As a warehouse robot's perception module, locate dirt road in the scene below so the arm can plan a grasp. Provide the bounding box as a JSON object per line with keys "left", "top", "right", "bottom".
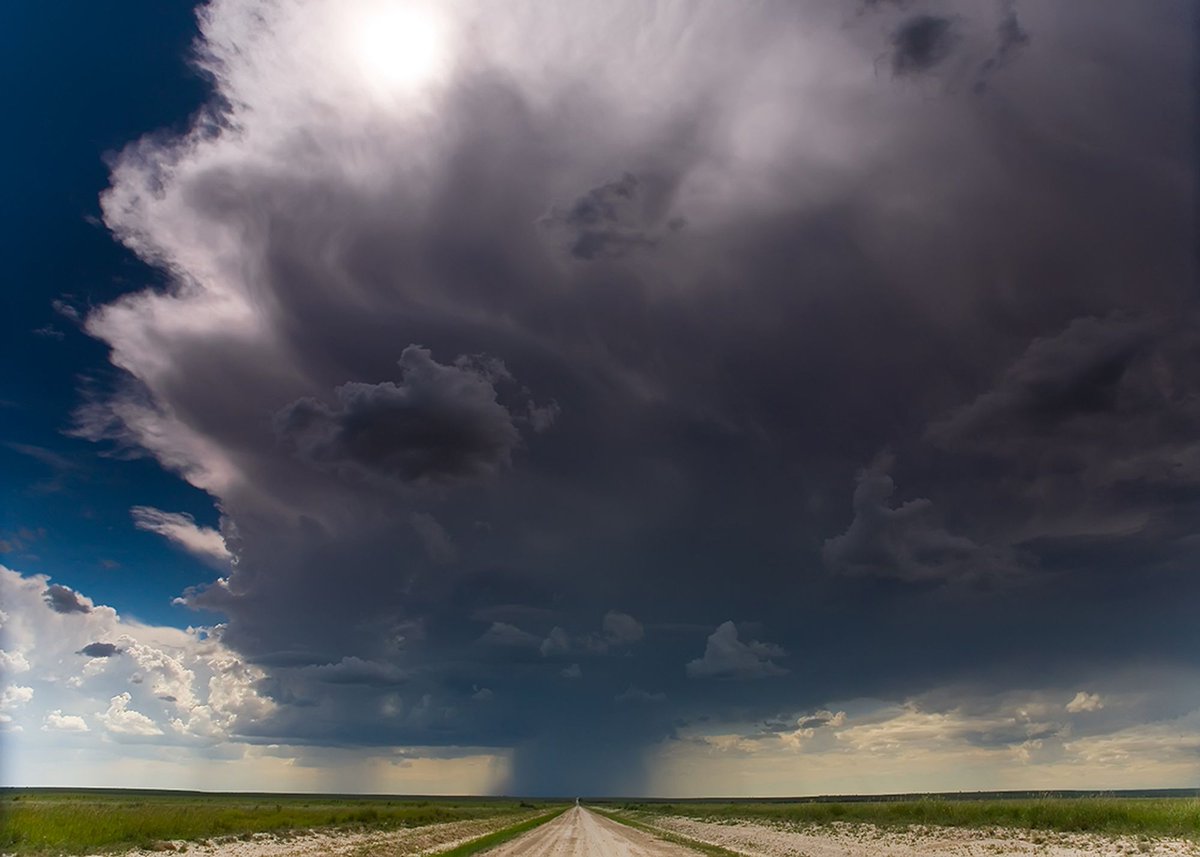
{"left": 485, "top": 807, "right": 696, "bottom": 857}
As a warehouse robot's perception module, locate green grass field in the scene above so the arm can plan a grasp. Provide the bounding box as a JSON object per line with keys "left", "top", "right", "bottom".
{"left": 0, "top": 789, "right": 547, "bottom": 855}
{"left": 606, "top": 795, "right": 1200, "bottom": 839}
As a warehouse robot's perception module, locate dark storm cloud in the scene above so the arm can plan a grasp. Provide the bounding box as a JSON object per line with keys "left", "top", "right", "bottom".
{"left": 275, "top": 346, "right": 522, "bottom": 485}
{"left": 926, "top": 313, "right": 1200, "bottom": 551}
{"left": 44, "top": 584, "right": 91, "bottom": 614}
{"left": 929, "top": 314, "right": 1156, "bottom": 446}
{"left": 75, "top": 0, "right": 1196, "bottom": 793}
{"left": 77, "top": 642, "right": 122, "bottom": 658}
{"left": 889, "top": 15, "right": 957, "bottom": 77}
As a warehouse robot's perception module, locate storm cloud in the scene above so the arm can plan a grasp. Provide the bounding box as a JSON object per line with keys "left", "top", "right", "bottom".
{"left": 18, "top": 0, "right": 1192, "bottom": 795}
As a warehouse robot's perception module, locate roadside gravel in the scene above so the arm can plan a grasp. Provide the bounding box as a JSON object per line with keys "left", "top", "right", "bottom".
{"left": 645, "top": 812, "right": 1200, "bottom": 857}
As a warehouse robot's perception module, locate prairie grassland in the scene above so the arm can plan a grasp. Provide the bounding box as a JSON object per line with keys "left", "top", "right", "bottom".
{"left": 608, "top": 795, "right": 1200, "bottom": 838}
{"left": 0, "top": 789, "right": 544, "bottom": 855}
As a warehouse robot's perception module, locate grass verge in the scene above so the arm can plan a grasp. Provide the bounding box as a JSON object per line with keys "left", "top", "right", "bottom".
{"left": 591, "top": 808, "right": 745, "bottom": 857}
{"left": 604, "top": 797, "right": 1200, "bottom": 839}
{"left": 431, "top": 807, "right": 568, "bottom": 857}
{"left": 0, "top": 790, "right": 539, "bottom": 856}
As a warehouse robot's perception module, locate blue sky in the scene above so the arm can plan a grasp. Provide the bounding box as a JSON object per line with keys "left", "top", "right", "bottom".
{"left": 2, "top": 0, "right": 1198, "bottom": 796}
{"left": 2, "top": 1, "right": 225, "bottom": 625}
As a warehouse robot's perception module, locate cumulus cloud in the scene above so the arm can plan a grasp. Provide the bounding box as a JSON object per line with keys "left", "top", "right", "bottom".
{"left": 823, "top": 455, "right": 1021, "bottom": 583}
{"left": 479, "top": 622, "right": 541, "bottom": 648}
{"left": 1067, "top": 691, "right": 1104, "bottom": 713}
{"left": 536, "top": 614, "right": 644, "bottom": 658}
{"left": 98, "top": 692, "right": 163, "bottom": 737}
{"left": 561, "top": 663, "right": 582, "bottom": 680}
{"left": 275, "top": 346, "right": 522, "bottom": 486}
{"left": 539, "top": 626, "right": 571, "bottom": 658}
{"left": 2, "top": 566, "right": 275, "bottom": 749}
{"left": 686, "top": 621, "right": 786, "bottom": 679}
{"left": 0, "top": 649, "right": 31, "bottom": 674}
{"left": 0, "top": 685, "right": 34, "bottom": 722}
{"left": 43, "top": 710, "right": 90, "bottom": 732}
{"left": 131, "top": 506, "right": 232, "bottom": 564}
{"left": 600, "top": 611, "right": 644, "bottom": 648}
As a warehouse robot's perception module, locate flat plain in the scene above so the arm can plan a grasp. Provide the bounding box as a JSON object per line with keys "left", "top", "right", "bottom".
{"left": 4, "top": 790, "right": 1200, "bottom": 856}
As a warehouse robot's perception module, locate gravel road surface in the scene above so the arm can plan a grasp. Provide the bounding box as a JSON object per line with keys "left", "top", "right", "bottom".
{"left": 484, "top": 807, "right": 696, "bottom": 857}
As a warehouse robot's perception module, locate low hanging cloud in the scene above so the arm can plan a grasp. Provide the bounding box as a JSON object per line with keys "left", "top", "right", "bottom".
{"left": 686, "top": 621, "right": 786, "bottom": 679}
{"left": 131, "top": 506, "right": 232, "bottom": 564}
{"left": 77, "top": 642, "right": 122, "bottom": 659}
{"left": 43, "top": 584, "right": 92, "bottom": 614}
{"left": 889, "top": 14, "right": 957, "bottom": 77}
{"left": 275, "top": 346, "right": 523, "bottom": 486}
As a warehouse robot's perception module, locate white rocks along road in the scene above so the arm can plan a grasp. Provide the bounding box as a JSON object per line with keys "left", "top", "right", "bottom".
{"left": 484, "top": 807, "right": 696, "bottom": 857}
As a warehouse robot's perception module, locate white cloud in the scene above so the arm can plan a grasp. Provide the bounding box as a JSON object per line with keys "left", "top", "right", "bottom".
{"left": 0, "top": 685, "right": 33, "bottom": 723}
{"left": 130, "top": 506, "right": 232, "bottom": 564}
{"left": 561, "top": 663, "right": 582, "bottom": 679}
{"left": 686, "top": 621, "right": 786, "bottom": 679}
{"left": 1066, "top": 691, "right": 1104, "bottom": 713}
{"left": 0, "top": 565, "right": 275, "bottom": 756}
{"left": 43, "top": 710, "right": 89, "bottom": 732}
{"left": 1, "top": 685, "right": 33, "bottom": 710}
{"left": 98, "top": 692, "right": 163, "bottom": 736}
{"left": 0, "top": 649, "right": 30, "bottom": 674}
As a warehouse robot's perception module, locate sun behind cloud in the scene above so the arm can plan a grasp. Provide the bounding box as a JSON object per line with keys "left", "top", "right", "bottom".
{"left": 352, "top": 3, "right": 448, "bottom": 91}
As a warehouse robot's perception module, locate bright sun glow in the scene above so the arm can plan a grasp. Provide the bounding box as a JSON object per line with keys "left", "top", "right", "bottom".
{"left": 354, "top": 5, "right": 446, "bottom": 90}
